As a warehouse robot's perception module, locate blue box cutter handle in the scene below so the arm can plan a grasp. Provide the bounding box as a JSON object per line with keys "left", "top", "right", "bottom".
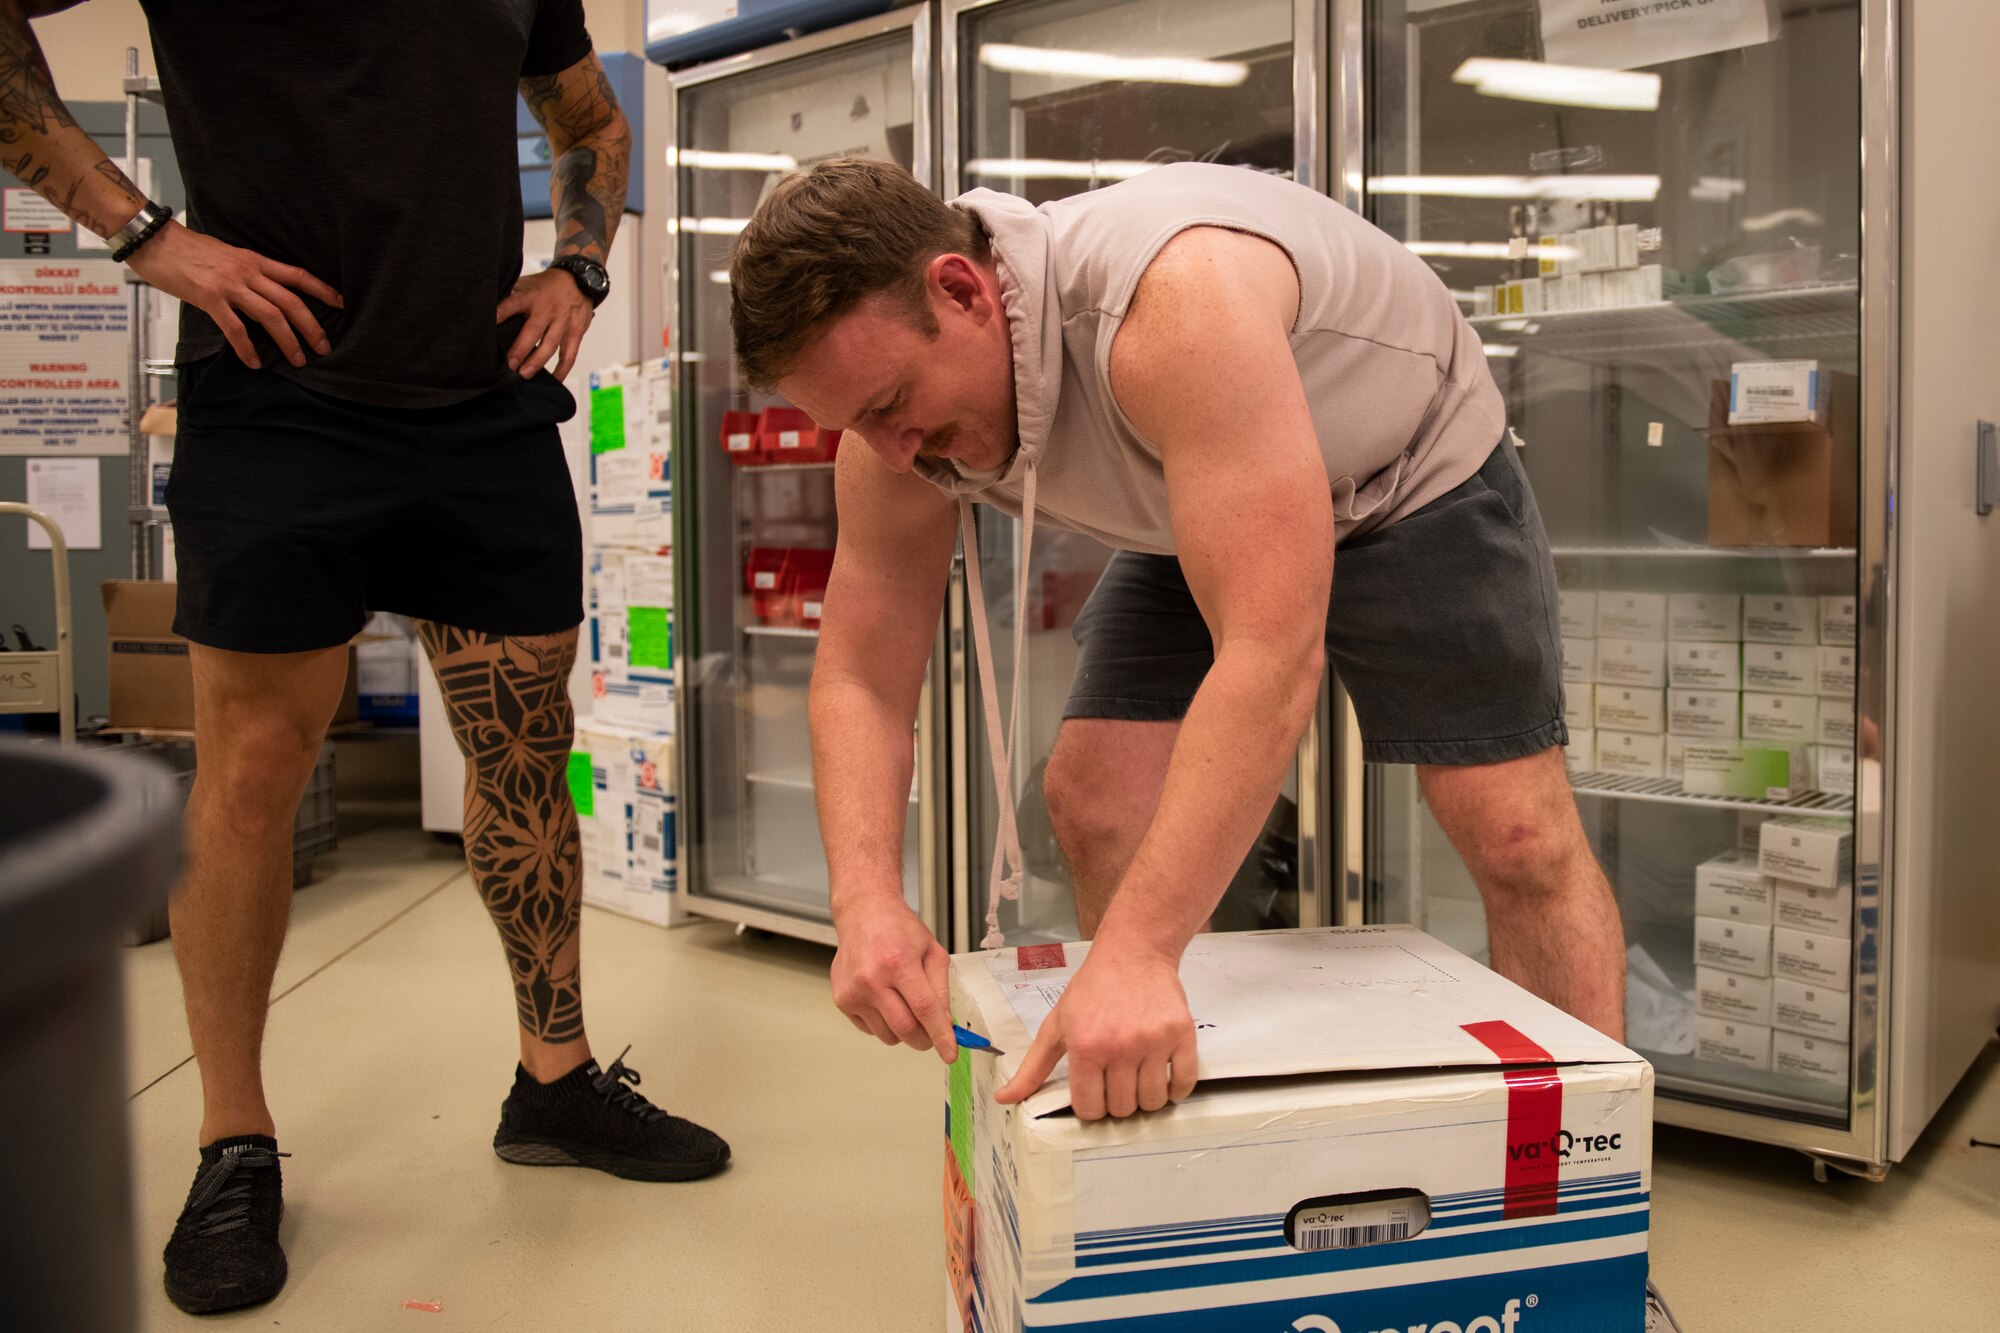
{"left": 953, "top": 1025, "right": 1003, "bottom": 1055}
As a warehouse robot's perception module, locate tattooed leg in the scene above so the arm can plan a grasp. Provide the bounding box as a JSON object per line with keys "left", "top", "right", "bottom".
{"left": 418, "top": 622, "right": 592, "bottom": 1075}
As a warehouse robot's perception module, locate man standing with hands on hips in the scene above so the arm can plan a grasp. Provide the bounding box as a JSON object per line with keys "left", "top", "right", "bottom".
{"left": 730, "top": 154, "right": 1674, "bottom": 1330}
{"left": 0, "top": 0, "right": 727, "bottom": 1316}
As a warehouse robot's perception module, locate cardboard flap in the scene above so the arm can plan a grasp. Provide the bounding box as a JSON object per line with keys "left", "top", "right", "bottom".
{"left": 102, "top": 580, "right": 183, "bottom": 640}
{"left": 961, "top": 926, "right": 1639, "bottom": 1120}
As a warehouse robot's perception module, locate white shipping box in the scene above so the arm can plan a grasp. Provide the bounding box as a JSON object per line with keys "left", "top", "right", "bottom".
{"left": 1595, "top": 687, "right": 1665, "bottom": 735}
{"left": 1564, "top": 728, "right": 1596, "bottom": 775}
{"left": 1772, "top": 1030, "right": 1848, "bottom": 1090}
{"left": 1694, "top": 851, "right": 1773, "bottom": 924}
{"left": 1773, "top": 927, "right": 1850, "bottom": 992}
{"left": 1596, "top": 729, "right": 1665, "bottom": 778}
{"left": 572, "top": 722, "right": 637, "bottom": 916}
{"left": 946, "top": 927, "right": 1653, "bottom": 1333}
{"left": 571, "top": 722, "right": 690, "bottom": 928}
{"left": 1759, "top": 818, "right": 1853, "bottom": 889}
{"left": 589, "top": 548, "right": 677, "bottom": 734}
{"left": 1816, "top": 647, "right": 1856, "bottom": 698}
{"left": 1595, "top": 638, "right": 1667, "bottom": 689}
{"left": 1563, "top": 684, "right": 1595, "bottom": 733}
{"left": 1742, "top": 644, "right": 1815, "bottom": 696}
{"left": 1696, "top": 967, "right": 1773, "bottom": 1026}
{"left": 1819, "top": 596, "right": 1857, "bottom": 647}
{"left": 1667, "top": 594, "right": 1741, "bottom": 642}
{"left": 1727, "top": 360, "right": 1825, "bottom": 426}
{"left": 1817, "top": 707, "right": 1857, "bottom": 748}
{"left": 1772, "top": 979, "right": 1851, "bottom": 1043}
{"left": 1558, "top": 590, "right": 1598, "bottom": 639}
{"left": 1742, "top": 692, "right": 1816, "bottom": 745}
{"left": 1668, "top": 642, "right": 1740, "bottom": 690}
{"left": 1738, "top": 813, "right": 1767, "bottom": 857}
{"left": 1562, "top": 636, "right": 1596, "bottom": 686}
{"left": 1695, "top": 1017, "right": 1772, "bottom": 1071}
{"left": 1774, "top": 879, "right": 1853, "bottom": 938}
{"left": 1665, "top": 735, "right": 1688, "bottom": 783}
{"left": 1596, "top": 593, "right": 1667, "bottom": 641}
{"left": 1742, "top": 596, "right": 1818, "bottom": 646}
{"left": 1668, "top": 690, "right": 1738, "bottom": 739}
{"left": 1694, "top": 916, "right": 1772, "bottom": 977}
{"left": 1813, "top": 745, "right": 1855, "bottom": 796}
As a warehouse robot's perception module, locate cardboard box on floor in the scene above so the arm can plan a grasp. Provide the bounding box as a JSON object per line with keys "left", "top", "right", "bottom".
{"left": 571, "top": 720, "right": 689, "bottom": 928}
{"left": 102, "top": 581, "right": 358, "bottom": 731}
{"left": 946, "top": 926, "right": 1652, "bottom": 1333}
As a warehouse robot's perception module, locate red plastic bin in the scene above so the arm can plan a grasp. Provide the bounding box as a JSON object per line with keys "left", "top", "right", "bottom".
{"left": 720, "top": 410, "right": 762, "bottom": 465}
{"left": 758, "top": 408, "right": 825, "bottom": 464}
{"left": 744, "top": 546, "right": 792, "bottom": 625}
{"left": 789, "top": 549, "right": 836, "bottom": 628}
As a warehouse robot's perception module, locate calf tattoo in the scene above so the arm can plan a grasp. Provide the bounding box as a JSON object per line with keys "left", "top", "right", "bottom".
{"left": 419, "top": 623, "right": 585, "bottom": 1044}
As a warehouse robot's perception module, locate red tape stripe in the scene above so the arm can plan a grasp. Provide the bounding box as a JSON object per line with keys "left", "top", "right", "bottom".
{"left": 1015, "top": 943, "right": 1067, "bottom": 972}
{"left": 1463, "top": 1021, "right": 1563, "bottom": 1220}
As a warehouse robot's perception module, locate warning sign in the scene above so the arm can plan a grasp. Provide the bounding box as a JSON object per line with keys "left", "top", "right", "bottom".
{"left": 0, "top": 259, "right": 129, "bottom": 455}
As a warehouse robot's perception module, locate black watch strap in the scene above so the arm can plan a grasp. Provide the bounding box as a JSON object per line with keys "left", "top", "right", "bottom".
{"left": 550, "top": 254, "right": 610, "bottom": 309}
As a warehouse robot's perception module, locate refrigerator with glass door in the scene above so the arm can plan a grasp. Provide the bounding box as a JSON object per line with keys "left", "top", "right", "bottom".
{"left": 666, "top": 7, "right": 951, "bottom": 945}
{"left": 1344, "top": 0, "right": 2000, "bottom": 1176}
{"left": 939, "top": 0, "right": 1339, "bottom": 951}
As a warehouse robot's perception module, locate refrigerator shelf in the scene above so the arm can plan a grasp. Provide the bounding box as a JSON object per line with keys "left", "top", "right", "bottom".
{"left": 1551, "top": 545, "right": 1858, "bottom": 560}
{"left": 1650, "top": 1056, "right": 1848, "bottom": 1123}
{"left": 1569, "top": 769, "right": 1854, "bottom": 818}
{"left": 1469, "top": 283, "right": 1859, "bottom": 366}
{"left": 744, "top": 625, "right": 821, "bottom": 639}
{"left": 732, "top": 461, "right": 837, "bottom": 474}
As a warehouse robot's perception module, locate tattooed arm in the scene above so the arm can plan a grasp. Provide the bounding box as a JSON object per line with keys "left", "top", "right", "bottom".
{"left": 0, "top": 0, "right": 147, "bottom": 238}
{"left": 497, "top": 52, "right": 628, "bottom": 381}
{"left": 520, "top": 52, "right": 630, "bottom": 264}
{"left": 0, "top": 0, "right": 343, "bottom": 368}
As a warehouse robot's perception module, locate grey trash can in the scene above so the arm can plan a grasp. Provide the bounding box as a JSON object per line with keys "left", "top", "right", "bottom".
{"left": 0, "top": 741, "right": 182, "bottom": 1333}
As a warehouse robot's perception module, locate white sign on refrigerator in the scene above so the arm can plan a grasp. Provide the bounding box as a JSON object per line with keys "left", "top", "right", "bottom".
{"left": 23, "top": 457, "right": 101, "bottom": 550}
{"left": 1540, "top": 0, "right": 1780, "bottom": 72}
{"left": 0, "top": 259, "right": 129, "bottom": 455}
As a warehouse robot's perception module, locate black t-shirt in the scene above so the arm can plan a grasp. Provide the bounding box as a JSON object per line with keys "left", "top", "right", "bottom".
{"left": 138, "top": 0, "right": 593, "bottom": 407}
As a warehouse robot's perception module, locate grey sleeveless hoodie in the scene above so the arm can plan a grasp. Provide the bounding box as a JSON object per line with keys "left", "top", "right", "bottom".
{"left": 926, "top": 164, "right": 1506, "bottom": 946}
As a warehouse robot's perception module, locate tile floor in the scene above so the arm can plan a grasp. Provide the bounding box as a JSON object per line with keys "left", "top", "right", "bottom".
{"left": 121, "top": 810, "right": 2000, "bottom": 1331}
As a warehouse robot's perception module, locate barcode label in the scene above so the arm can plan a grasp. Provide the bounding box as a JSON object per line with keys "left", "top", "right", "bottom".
{"left": 1293, "top": 1221, "right": 1417, "bottom": 1252}
{"left": 727, "top": 433, "right": 752, "bottom": 451}
{"left": 642, "top": 835, "right": 661, "bottom": 853}
{"left": 1745, "top": 384, "right": 1797, "bottom": 398}
{"left": 778, "top": 430, "right": 801, "bottom": 448}
{"left": 754, "top": 572, "right": 777, "bottom": 589}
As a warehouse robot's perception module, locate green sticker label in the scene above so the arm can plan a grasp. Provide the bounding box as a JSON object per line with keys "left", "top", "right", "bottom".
{"left": 566, "top": 751, "right": 595, "bottom": 817}
{"left": 627, "top": 607, "right": 672, "bottom": 669}
{"left": 589, "top": 384, "right": 626, "bottom": 454}
{"left": 949, "top": 1047, "right": 974, "bottom": 1197}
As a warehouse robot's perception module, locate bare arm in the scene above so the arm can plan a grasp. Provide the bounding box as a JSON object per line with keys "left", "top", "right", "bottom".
{"left": 0, "top": 0, "right": 147, "bottom": 238}
{"left": 998, "top": 227, "right": 1332, "bottom": 1117}
{"left": 813, "top": 438, "right": 960, "bottom": 1057}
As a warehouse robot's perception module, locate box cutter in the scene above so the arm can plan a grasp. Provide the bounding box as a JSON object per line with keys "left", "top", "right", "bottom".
{"left": 953, "top": 1025, "right": 1004, "bottom": 1055}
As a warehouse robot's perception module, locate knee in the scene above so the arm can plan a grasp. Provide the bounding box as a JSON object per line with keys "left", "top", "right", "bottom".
{"left": 194, "top": 721, "right": 323, "bottom": 828}
{"left": 1464, "top": 819, "right": 1593, "bottom": 906}
{"left": 1042, "top": 743, "right": 1143, "bottom": 867}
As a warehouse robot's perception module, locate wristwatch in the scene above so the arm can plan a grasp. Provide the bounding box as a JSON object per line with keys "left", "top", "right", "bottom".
{"left": 549, "top": 254, "right": 610, "bottom": 308}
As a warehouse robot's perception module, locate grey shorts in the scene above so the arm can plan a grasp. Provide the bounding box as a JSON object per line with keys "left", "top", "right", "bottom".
{"left": 1064, "top": 436, "right": 1567, "bottom": 766}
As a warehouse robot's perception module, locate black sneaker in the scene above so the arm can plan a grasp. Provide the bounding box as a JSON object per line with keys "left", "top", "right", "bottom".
{"left": 162, "top": 1135, "right": 289, "bottom": 1315}
{"left": 493, "top": 1047, "right": 730, "bottom": 1182}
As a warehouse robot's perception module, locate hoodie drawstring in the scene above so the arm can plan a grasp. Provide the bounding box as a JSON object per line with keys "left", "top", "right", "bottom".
{"left": 958, "top": 463, "right": 1039, "bottom": 950}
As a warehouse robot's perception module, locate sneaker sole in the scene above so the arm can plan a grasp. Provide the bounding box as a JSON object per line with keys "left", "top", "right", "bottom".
{"left": 493, "top": 1132, "right": 730, "bottom": 1182}
{"left": 163, "top": 1256, "right": 288, "bottom": 1316}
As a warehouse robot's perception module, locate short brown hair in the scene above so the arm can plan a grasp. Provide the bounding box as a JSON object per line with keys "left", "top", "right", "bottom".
{"left": 730, "top": 157, "right": 987, "bottom": 389}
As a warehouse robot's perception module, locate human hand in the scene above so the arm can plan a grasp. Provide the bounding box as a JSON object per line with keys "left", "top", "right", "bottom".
{"left": 496, "top": 266, "right": 596, "bottom": 382}
{"left": 994, "top": 942, "right": 1198, "bottom": 1119}
{"left": 830, "top": 893, "right": 957, "bottom": 1062}
{"left": 126, "top": 221, "right": 341, "bottom": 370}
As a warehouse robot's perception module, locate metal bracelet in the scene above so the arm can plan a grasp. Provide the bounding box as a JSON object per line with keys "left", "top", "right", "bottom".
{"left": 110, "top": 201, "right": 172, "bottom": 263}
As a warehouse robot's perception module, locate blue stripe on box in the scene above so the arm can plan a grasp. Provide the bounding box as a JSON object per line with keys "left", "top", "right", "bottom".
{"left": 1032, "top": 1211, "right": 1649, "bottom": 1304}
{"left": 1024, "top": 1253, "right": 1649, "bottom": 1333}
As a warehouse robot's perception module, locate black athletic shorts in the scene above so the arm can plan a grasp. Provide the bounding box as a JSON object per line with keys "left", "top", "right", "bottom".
{"left": 1064, "top": 435, "right": 1568, "bottom": 767}
{"left": 165, "top": 353, "right": 584, "bottom": 653}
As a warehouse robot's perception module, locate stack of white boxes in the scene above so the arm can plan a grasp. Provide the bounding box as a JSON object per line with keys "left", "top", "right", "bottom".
{"left": 570, "top": 358, "right": 689, "bottom": 928}
{"left": 1475, "top": 223, "right": 1667, "bottom": 316}
{"left": 1692, "top": 845, "right": 1776, "bottom": 1071}
{"left": 1562, "top": 585, "right": 1857, "bottom": 798}
{"left": 1761, "top": 817, "right": 1855, "bottom": 1091}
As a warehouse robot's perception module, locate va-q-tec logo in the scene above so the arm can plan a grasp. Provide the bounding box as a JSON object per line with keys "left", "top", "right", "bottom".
{"left": 1290, "top": 1295, "right": 1530, "bottom": 1333}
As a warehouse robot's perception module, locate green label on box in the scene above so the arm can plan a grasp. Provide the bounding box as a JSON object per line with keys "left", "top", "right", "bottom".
{"left": 589, "top": 384, "right": 626, "bottom": 454}
{"left": 566, "top": 751, "right": 594, "bottom": 817}
{"left": 949, "top": 1045, "right": 974, "bottom": 1197}
{"left": 626, "top": 606, "right": 671, "bottom": 669}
